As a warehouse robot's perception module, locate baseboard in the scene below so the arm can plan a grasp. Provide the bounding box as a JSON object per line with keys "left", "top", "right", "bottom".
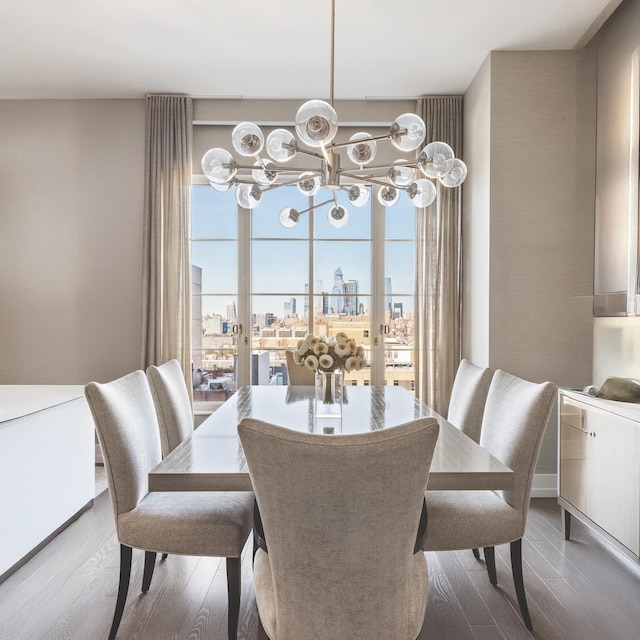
{"left": 531, "top": 473, "right": 557, "bottom": 498}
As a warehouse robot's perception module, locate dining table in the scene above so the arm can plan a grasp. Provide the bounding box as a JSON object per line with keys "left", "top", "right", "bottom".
{"left": 148, "top": 384, "right": 514, "bottom": 492}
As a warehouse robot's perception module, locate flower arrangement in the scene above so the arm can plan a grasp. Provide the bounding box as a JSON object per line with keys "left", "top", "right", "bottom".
{"left": 294, "top": 332, "right": 367, "bottom": 373}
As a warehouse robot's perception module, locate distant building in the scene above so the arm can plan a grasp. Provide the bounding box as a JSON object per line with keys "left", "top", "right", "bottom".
{"left": 343, "top": 279, "right": 359, "bottom": 315}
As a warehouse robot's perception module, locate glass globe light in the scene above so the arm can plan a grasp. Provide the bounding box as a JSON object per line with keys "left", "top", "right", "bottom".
{"left": 418, "top": 141, "right": 455, "bottom": 178}
{"left": 389, "top": 113, "right": 426, "bottom": 151}
{"left": 252, "top": 159, "right": 277, "bottom": 185}
{"left": 231, "top": 122, "right": 265, "bottom": 157}
{"left": 209, "top": 179, "right": 235, "bottom": 193}
{"left": 388, "top": 160, "right": 416, "bottom": 187}
{"left": 346, "top": 132, "right": 377, "bottom": 165}
{"left": 439, "top": 158, "right": 468, "bottom": 187}
{"left": 235, "top": 183, "right": 262, "bottom": 209}
{"left": 377, "top": 185, "right": 400, "bottom": 207}
{"left": 408, "top": 179, "right": 437, "bottom": 207}
{"left": 279, "top": 208, "right": 300, "bottom": 228}
{"left": 266, "top": 128, "right": 297, "bottom": 162}
{"left": 328, "top": 205, "right": 349, "bottom": 228}
{"left": 347, "top": 184, "right": 370, "bottom": 207}
{"left": 201, "top": 147, "right": 237, "bottom": 183}
{"left": 295, "top": 99, "right": 338, "bottom": 148}
{"left": 297, "top": 172, "right": 320, "bottom": 197}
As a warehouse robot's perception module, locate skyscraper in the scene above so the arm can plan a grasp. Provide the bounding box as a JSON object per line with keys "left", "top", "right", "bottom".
{"left": 331, "top": 267, "right": 345, "bottom": 313}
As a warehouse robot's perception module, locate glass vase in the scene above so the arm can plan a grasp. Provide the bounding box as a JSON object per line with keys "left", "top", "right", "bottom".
{"left": 315, "top": 370, "right": 343, "bottom": 423}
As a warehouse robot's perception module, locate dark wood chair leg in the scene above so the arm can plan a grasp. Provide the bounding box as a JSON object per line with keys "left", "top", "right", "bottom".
{"left": 226, "top": 557, "right": 241, "bottom": 640}
{"left": 484, "top": 546, "right": 497, "bottom": 586}
{"left": 142, "top": 551, "right": 156, "bottom": 593}
{"left": 562, "top": 508, "right": 572, "bottom": 540}
{"left": 109, "top": 544, "right": 133, "bottom": 640}
{"left": 472, "top": 548, "right": 481, "bottom": 560}
{"left": 161, "top": 553, "right": 169, "bottom": 560}
{"left": 510, "top": 539, "right": 533, "bottom": 631}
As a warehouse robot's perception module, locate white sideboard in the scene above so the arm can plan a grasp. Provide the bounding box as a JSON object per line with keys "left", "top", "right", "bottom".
{"left": 0, "top": 386, "right": 95, "bottom": 582}
{"left": 558, "top": 388, "right": 640, "bottom": 560}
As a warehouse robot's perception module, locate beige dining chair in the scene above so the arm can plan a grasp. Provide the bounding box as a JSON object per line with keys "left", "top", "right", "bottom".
{"left": 285, "top": 349, "right": 316, "bottom": 385}
{"left": 239, "top": 416, "right": 439, "bottom": 640}
{"left": 146, "top": 358, "right": 193, "bottom": 457}
{"left": 424, "top": 370, "right": 556, "bottom": 630}
{"left": 85, "top": 370, "right": 254, "bottom": 640}
{"left": 447, "top": 359, "right": 494, "bottom": 443}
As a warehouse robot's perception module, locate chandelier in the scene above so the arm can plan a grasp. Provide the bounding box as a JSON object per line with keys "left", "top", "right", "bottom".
{"left": 201, "top": 0, "right": 467, "bottom": 229}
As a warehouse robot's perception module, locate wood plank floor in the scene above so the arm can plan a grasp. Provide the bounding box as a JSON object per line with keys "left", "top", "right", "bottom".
{"left": 1, "top": 480, "right": 640, "bottom": 640}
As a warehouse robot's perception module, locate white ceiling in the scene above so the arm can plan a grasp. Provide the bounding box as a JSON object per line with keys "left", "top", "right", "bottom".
{"left": 0, "top": 0, "right": 623, "bottom": 100}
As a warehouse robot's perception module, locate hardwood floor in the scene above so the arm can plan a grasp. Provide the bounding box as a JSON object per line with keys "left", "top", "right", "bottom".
{"left": 1, "top": 481, "right": 639, "bottom": 640}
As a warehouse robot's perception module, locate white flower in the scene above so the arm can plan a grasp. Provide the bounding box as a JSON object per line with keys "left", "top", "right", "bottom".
{"left": 313, "top": 342, "right": 329, "bottom": 356}
{"left": 318, "top": 354, "right": 334, "bottom": 370}
{"left": 355, "top": 356, "right": 366, "bottom": 370}
{"left": 344, "top": 356, "right": 357, "bottom": 372}
{"left": 356, "top": 345, "right": 365, "bottom": 358}
{"left": 308, "top": 336, "right": 320, "bottom": 347}
{"left": 293, "top": 351, "right": 301, "bottom": 364}
{"left": 347, "top": 339, "right": 357, "bottom": 355}
{"left": 297, "top": 342, "right": 310, "bottom": 356}
{"left": 334, "top": 341, "right": 351, "bottom": 357}
{"left": 304, "top": 354, "right": 319, "bottom": 370}
{"left": 335, "top": 331, "right": 349, "bottom": 343}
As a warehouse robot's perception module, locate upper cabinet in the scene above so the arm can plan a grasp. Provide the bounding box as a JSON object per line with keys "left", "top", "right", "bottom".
{"left": 593, "top": 28, "right": 640, "bottom": 316}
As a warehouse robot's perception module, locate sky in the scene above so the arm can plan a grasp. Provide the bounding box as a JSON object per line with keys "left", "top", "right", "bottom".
{"left": 192, "top": 184, "right": 415, "bottom": 317}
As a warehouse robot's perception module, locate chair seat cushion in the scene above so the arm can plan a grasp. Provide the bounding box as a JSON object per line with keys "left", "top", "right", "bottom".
{"left": 423, "top": 490, "right": 524, "bottom": 551}
{"left": 253, "top": 548, "right": 428, "bottom": 640}
{"left": 117, "top": 491, "right": 254, "bottom": 557}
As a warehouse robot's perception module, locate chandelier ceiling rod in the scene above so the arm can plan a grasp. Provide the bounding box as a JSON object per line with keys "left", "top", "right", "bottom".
{"left": 330, "top": 0, "right": 336, "bottom": 107}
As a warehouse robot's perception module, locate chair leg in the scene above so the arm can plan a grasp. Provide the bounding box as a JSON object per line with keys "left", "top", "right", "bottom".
{"left": 226, "top": 557, "right": 241, "bottom": 640}
{"left": 161, "top": 553, "right": 169, "bottom": 560}
{"left": 510, "top": 539, "right": 533, "bottom": 631}
{"left": 142, "top": 551, "right": 156, "bottom": 593}
{"left": 484, "top": 546, "right": 497, "bottom": 586}
{"left": 472, "top": 548, "right": 481, "bottom": 560}
{"left": 109, "top": 544, "right": 133, "bottom": 640}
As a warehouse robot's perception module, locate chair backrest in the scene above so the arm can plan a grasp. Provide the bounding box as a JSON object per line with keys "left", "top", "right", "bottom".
{"left": 85, "top": 370, "right": 161, "bottom": 526}
{"left": 285, "top": 349, "right": 315, "bottom": 386}
{"left": 447, "top": 359, "right": 494, "bottom": 443}
{"left": 146, "top": 359, "right": 193, "bottom": 456}
{"left": 480, "top": 370, "right": 557, "bottom": 517}
{"left": 238, "top": 417, "right": 439, "bottom": 640}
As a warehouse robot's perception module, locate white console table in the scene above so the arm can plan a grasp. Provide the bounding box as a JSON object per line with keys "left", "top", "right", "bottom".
{"left": 0, "top": 386, "right": 95, "bottom": 582}
{"left": 558, "top": 388, "right": 640, "bottom": 561}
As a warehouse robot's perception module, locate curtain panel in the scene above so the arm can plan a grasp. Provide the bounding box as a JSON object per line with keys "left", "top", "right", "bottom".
{"left": 415, "top": 97, "right": 463, "bottom": 415}
{"left": 142, "top": 95, "right": 193, "bottom": 385}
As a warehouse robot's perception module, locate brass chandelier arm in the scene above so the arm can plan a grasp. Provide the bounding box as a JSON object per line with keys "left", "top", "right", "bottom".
{"left": 292, "top": 197, "right": 335, "bottom": 217}
{"left": 328, "top": 131, "right": 398, "bottom": 151}
{"left": 339, "top": 171, "right": 410, "bottom": 191}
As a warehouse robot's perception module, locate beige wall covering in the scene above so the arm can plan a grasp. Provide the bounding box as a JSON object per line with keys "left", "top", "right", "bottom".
{"left": 463, "top": 50, "right": 597, "bottom": 474}
{"left": 0, "top": 100, "right": 145, "bottom": 384}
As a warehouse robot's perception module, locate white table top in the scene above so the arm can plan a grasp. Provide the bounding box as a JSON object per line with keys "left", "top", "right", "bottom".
{"left": 0, "top": 385, "right": 85, "bottom": 423}
{"left": 149, "top": 385, "right": 514, "bottom": 492}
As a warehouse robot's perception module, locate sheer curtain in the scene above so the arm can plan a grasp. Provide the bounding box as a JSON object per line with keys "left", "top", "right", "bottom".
{"left": 414, "top": 97, "right": 463, "bottom": 414}
{"left": 141, "top": 95, "right": 193, "bottom": 384}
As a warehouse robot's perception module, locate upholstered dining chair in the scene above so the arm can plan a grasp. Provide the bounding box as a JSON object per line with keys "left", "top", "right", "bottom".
{"left": 447, "top": 359, "right": 494, "bottom": 443}
{"left": 85, "top": 370, "right": 254, "bottom": 640}
{"left": 146, "top": 358, "right": 193, "bottom": 457}
{"left": 285, "top": 349, "right": 316, "bottom": 386}
{"left": 239, "top": 416, "right": 439, "bottom": 640}
{"left": 424, "top": 370, "right": 556, "bottom": 630}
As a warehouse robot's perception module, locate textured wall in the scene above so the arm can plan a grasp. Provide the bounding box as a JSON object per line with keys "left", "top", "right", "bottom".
{"left": 0, "top": 100, "right": 145, "bottom": 384}
{"left": 463, "top": 50, "right": 597, "bottom": 474}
